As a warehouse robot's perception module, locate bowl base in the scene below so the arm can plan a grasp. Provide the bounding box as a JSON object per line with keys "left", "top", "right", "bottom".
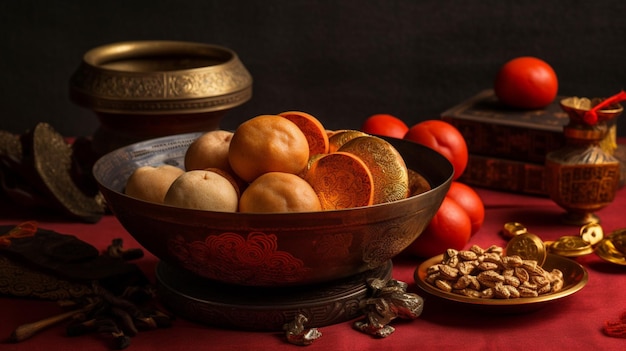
{"left": 155, "top": 260, "right": 393, "bottom": 331}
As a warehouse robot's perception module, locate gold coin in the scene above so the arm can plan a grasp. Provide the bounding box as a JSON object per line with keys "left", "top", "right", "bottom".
{"left": 506, "top": 232, "right": 547, "bottom": 265}
{"left": 596, "top": 238, "right": 626, "bottom": 265}
{"left": 609, "top": 229, "right": 626, "bottom": 253}
{"left": 327, "top": 130, "right": 369, "bottom": 153}
{"left": 501, "top": 222, "right": 528, "bottom": 239}
{"left": 549, "top": 236, "right": 593, "bottom": 257}
{"left": 580, "top": 223, "right": 604, "bottom": 246}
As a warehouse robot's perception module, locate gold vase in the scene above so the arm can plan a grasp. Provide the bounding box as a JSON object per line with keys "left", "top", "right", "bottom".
{"left": 545, "top": 97, "right": 622, "bottom": 225}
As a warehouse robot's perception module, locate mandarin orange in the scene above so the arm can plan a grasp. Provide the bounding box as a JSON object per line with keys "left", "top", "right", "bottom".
{"left": 238, "top": 172, "right": 322, "bottom": 213}
{"left": 228, "top": 115, "right": 310, "bottom": 183}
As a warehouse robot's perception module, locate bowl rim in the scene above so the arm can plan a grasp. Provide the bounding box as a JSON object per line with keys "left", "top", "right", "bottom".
{"left": 93, "top": 132, "right": 454, "bottom": 219}
{"left": 70, "top": 40, "right": 253, "bottom": 114}
{"left": 82, "top": 40, "right": 238, "bottom": 73}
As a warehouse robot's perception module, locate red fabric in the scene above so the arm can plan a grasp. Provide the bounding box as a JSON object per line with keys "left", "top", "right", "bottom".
{"left": 2, "top": 186, "right": 626, "bottom": 351}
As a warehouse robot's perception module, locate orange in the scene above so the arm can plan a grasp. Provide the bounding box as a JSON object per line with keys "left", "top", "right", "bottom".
{"left": 338, "top": 135, "right": 409, "bottom": 204}
{"left": 238, "top": 172, "right": 322, "bottom": 213}
{"left": 304, "top": 151, "right": 374, "bottom": 210}
{"left": 279, "top": 111, "right": 330, "bottom": 155}
{"left": 328, "top": 130, "right": 369, "bottom": 153}
{"left": 228, "top": 115, "right": 310, "bottom": 183}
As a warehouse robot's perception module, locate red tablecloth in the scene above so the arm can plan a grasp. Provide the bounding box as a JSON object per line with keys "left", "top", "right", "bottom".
{"left": 2, "top": 186, "right": 626, "bottom": 351}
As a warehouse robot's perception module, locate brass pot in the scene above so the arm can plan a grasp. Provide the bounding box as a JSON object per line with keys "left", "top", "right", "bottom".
{"left": 70, "top": 40, "right": 253, "bottom": 154}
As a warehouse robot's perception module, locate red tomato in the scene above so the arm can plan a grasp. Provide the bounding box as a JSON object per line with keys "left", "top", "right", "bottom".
{"left": 404, "top": 120, "right": 468, "bottom": 180}
{"left": 494, "top": 56, "right": 558, "bottom": 109}
{"left": 446, "top": 181, "right": 484, "bottom": 235}
{"left": 404, "top": 196, "right": 472, "bottom": 258}
{"left": 360, "top": 114, "right": 409, "bottom": 138}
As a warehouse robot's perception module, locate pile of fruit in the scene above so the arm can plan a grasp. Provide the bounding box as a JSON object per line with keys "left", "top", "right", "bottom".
{"left": 124, "top": 111, "right": 431, "bottom": 217}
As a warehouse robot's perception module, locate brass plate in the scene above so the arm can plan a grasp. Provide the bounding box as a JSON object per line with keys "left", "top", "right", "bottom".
{"left": 414, "top": 254, "right": 588, "bottom": 311}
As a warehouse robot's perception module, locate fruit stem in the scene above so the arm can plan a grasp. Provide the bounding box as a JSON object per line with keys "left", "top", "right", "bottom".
{"left": 583, "top": 90, "right": 626, "bottom": 125}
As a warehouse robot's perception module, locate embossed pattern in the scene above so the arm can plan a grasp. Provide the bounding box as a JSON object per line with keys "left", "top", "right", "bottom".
{"left": 169, "top": 232, "right": 310, "bottom": 285}
{"left": 70, "top": 41, "right": 253, "bottom": 114}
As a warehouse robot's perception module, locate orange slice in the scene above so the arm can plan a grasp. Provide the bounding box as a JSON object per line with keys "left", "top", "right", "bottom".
{"left": 279, "top": 111, "right": 330, "bottom": 155}
{"left": 304, "top": 151, "right": 374, "bottom": 210}
{"left": 338, "top": 135, "right": 409, "bottom": 204}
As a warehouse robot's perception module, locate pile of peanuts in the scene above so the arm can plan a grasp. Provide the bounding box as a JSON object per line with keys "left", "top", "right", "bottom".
{"left": 425, "top": 245, "right": 564, "bottom": 299}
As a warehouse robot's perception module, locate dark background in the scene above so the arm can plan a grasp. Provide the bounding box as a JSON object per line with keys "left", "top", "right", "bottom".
{"left": 1, "top": 0, "right": 625, "bottom": 138}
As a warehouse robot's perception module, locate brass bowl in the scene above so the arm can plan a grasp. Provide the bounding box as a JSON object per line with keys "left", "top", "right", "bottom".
{"left": 70, "top": 40, "right": 253, "bottom": 154}
{"left": 414, "top": 254, "right": 589, "bottom": 313}
{"left": 93, "top": 133, "right": 453, "bottom": 287}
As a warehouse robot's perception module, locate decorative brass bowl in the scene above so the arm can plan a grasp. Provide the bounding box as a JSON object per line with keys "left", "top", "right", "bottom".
{"left": 70, "top": 40, "right": 253, "bottom": 154}
{"left": 92, "top": 133, "right": 453, "bottom": 287}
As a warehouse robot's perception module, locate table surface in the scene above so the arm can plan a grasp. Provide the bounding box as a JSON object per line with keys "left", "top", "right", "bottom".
{"left": 1, "top": 185, "right": 626, "bottom": 351}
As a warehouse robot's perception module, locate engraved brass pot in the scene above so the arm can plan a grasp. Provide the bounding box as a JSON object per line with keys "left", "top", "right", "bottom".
{"left": 70, "top": 40, "right": 253, "bottom": 154}
{"left": 92, "top": 133, "right": 453, "bottom": 287}
{"left": 545, "top": 97, "right": 623, "bottom": 225}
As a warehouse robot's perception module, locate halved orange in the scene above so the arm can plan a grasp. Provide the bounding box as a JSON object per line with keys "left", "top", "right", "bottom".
{"left": 304, "top": 151, "right": 374, "bottom": 210}
{"left": 338, "top": 135, "right": 409, "bottom": 204}
{"left": 279, "top": 111, "right": 330, "bottom": 155}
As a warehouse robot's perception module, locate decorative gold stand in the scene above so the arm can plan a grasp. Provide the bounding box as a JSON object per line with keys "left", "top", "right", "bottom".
{"left": 155, "top": 260, "right": 393, "bottom": 331}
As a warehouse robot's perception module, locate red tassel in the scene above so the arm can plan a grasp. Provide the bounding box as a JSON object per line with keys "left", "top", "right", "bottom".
{"left": 583, "top": 90, "right": 626, "bottom": 125}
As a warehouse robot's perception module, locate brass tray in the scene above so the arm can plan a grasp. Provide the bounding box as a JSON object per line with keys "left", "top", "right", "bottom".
{"left": 414, "top": 254, "right": 588, "bottom": 312}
